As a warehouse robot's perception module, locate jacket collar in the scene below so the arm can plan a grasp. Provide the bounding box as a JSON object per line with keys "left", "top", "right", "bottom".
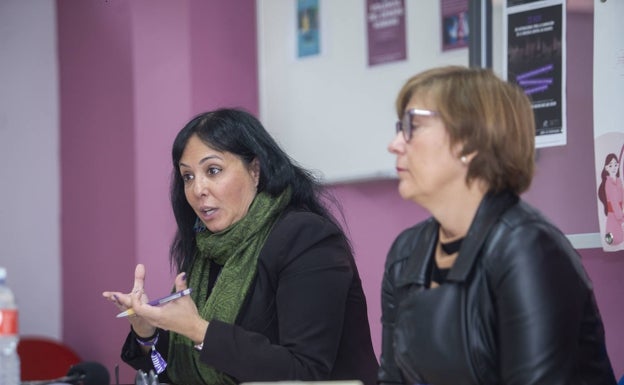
{"left": 397, "top": 190, "right": 519, "bottom": 287}
{"left": 448, "top": 190, "right": 518, "bottom": 281}
{"left": 396, "top": 219, "right": 438, "bottom": 287}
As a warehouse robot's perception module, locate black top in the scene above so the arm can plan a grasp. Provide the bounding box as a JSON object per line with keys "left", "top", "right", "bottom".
{"left": 432, "top": 238, "right": 463, "bottom": 285}
{"left": 121, "top": 209, "right": 379, "bottom": 385}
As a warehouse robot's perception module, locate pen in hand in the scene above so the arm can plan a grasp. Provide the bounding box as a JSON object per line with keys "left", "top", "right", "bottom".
{"left": 116, "top": 288, "right": 192, "bottom": 318}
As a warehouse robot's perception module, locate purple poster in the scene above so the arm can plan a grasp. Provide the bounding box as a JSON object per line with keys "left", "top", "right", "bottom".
{"left": 441, "top": 0, "right": 469, "bottom": 51}
{"left": 506, "top": 3, "right": 564, "bottom": 144}
{"left": 366, "top": 0, "right": 406, "bottom": 67}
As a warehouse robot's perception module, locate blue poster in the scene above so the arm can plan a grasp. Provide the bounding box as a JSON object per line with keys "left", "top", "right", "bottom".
{"left": 297, "top": 0, "right": 320, "bottom": 58}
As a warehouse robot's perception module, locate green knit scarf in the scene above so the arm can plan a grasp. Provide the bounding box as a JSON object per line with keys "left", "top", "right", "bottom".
{"left": 167, "top": 189, "right": 291, "bottom": 385}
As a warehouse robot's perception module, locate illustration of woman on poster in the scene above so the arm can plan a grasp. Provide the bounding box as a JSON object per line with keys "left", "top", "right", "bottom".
{"left": 597, "top": 144, "right": 624, "bottom": 245}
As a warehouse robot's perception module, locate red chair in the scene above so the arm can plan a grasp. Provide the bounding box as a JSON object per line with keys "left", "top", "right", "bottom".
{"left": 17, "top": 336, "right": 82, "bottom": 381}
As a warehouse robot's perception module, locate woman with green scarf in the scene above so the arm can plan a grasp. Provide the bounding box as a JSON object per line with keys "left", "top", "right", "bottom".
{"left": 103, "top": 108, "right": 379, "bottom": 385}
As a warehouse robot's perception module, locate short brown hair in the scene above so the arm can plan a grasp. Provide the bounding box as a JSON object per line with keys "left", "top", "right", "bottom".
{"left": 395, "top": 65, "right": 535, "bottom": 194}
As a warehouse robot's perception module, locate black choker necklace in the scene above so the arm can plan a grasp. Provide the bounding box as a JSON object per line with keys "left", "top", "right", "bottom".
{"left": 440, "top": 237, "right": 464, "bottom": 254}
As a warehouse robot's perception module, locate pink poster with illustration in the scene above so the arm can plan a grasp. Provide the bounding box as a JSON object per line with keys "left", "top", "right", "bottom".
{"left": 593, "top": 0, "right": 624, "bottom": 251}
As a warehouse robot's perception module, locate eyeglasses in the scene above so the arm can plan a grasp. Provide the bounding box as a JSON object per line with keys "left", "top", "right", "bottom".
{"left": 395, "top": 108, "right": 438, "bottom": 141}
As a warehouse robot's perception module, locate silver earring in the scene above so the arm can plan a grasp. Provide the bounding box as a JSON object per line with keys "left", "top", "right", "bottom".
{"left": 460, "top": 156, "right": 468, "bottom": 164}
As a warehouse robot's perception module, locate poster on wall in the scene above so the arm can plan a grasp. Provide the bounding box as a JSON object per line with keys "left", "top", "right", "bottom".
{"left": 593, "top": 0, "right": 624, "bottom": 252}
{"left": 441, "top": 0, "right": 469, "bottom": 52}
{"left": 366, "top": 0, "right": 406, "bottom": 66}
{"left": 503, "top": 0, "right": 566, "bottom": 148}
{"left": 297, "top": 0, "right": 320, "bottom": 58}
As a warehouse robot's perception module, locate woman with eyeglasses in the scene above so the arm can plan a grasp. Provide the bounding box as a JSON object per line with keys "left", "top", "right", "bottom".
{"left": 378, "top": 66, "right": 616, "bottom": 385}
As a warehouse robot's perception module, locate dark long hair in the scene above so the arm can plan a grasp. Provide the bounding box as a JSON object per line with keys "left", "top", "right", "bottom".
{"left": 169, "top": 108, "right": 347, "bottom": 272}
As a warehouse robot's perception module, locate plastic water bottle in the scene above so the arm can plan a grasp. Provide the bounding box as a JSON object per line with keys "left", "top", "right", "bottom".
{"left": 0, "top": 267, "right": 20, "bottom": 385}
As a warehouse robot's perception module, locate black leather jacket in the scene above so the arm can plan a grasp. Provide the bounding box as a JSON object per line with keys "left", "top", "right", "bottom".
{"left": 379, "top": 191, "right": 616, "bottom": 385}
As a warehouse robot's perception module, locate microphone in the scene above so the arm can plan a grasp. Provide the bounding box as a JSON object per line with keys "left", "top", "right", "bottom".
{"left": 65, "top": 361, "right": 110, "bottom": 385}
{"left": 21, "top": 361, "right": 110, "bottom": 385}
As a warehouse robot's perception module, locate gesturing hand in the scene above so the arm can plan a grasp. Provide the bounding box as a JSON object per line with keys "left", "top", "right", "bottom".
{"left": 102, "top": 263, "right": 155, "bottom": 338}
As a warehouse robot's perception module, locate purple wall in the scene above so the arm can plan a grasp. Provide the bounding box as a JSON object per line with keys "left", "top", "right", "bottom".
{"left": 58, "top": 1, "right": 138, "bottom": 380}
{"left": 57, "top": 2, "right": 623, "bottom": 382}
{"left": 131, "top": 1, "right": 194, "bottom": 307}
{"left": 58, "top": 1, "right": 258, "bottom": 381}
{"left": 327, "top": 180, "right": 428, "bottom": 355}
{"left": 189, "top": 2, "right": 259, "bottom": 115}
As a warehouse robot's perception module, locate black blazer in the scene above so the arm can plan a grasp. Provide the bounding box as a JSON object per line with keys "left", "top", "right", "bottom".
{"left": 379, "top": 191, "right": 616, "bottom": 385}
{"left": 122, "top": 209, "right": 379, "bottom": 385}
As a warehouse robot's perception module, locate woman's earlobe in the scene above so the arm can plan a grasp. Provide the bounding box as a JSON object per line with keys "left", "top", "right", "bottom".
{"left": 251, "top": 158, "right": 261, "bottom": 186}
{"left": 458, "top": 148, "right": 477, "bottom": 165}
